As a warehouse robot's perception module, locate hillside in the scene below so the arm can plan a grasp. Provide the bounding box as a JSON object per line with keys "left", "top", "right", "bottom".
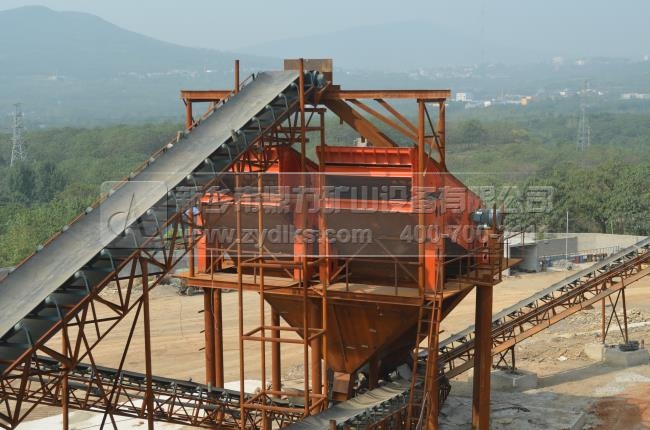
{"left": 0, "top": 6, "right": 277, "bottom": 126}
{"left": 0, "top": 6, "right": 271, "bottom": 78}
{"left": 2, "top": 6, "right": 650, "bottom": 128}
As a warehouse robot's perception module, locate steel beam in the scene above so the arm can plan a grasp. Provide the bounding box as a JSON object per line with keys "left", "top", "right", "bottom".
{"left": 324, "top": 99, "right": 396, "bottom": 148}
{"left": 180, "top": 90, "right": 231, "bottom": 102}
{"left": 323, "top": 89, "right": 450, "bottom": 101}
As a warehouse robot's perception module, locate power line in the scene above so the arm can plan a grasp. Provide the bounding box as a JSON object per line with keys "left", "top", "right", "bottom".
{"left": 576, "top": 81, "right": 591, "bottom": 151}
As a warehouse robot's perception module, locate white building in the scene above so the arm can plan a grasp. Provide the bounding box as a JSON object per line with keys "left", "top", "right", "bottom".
{"left": 455, "top": 92, "right": 471, "bottom": 102}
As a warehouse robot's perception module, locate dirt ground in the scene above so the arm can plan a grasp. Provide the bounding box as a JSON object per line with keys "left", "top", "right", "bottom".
{"left": 22, "top": 265, "right": 650, "bottom": 429}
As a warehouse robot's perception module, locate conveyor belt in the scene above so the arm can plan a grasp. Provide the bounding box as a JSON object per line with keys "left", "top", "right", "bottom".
{"left": 438, "top": 235, "right": 650, "bottom": 378}
{"left": 0, "top": 70, "right": 327, "bottom": 384}
{"left": 0, "top": 71, "right": 301, "bottom": 342}
{"left": 13, "top": 357, "right": 251, "bottom": 428}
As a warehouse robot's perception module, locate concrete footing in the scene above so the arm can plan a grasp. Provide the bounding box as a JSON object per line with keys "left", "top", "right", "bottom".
{"left": 491, "top": 369, "right": 538, "bottom": 391}
{"left": 584, "top": 343, "right": 606, "bottom": 361}
{"left": 584, "top": 343, "right": 650, "bottom": 366}
{"left": 469, "top": 369, "right": 538, "bottom": 391}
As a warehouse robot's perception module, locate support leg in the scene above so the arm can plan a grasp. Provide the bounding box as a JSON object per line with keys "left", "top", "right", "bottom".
{"left": 271, "top": 308, "right": 281, "bottom": 396}
{"left": 204, "top": 288, "right": 216, "bottom": 386}
{"left": 472, "top": 285, "right": 493, "bottom": 430}
{"left": 141, "top": 259, "right": 154, "bottom": 430}
{"left": 601, "top": 297, "right": 606, "bottom": 343}
{"left": 61, "top": 328, "right": 69, "bottom": 430}
{"left": 310, "top": 305, "right": 322, "bottom": 398}
{"left": 622, "top": 288, "right": 629, "bottom": 343}
{"left": 214, "top": 288, "right": 225, "bottom": 387}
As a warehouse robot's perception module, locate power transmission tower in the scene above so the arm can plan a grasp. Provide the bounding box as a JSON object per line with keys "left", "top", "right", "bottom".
{"left": 9, "top": 103, "right": 27, "bottom": 167}
{"left": 576, "top": 81, "right": 591, "bottom": 151}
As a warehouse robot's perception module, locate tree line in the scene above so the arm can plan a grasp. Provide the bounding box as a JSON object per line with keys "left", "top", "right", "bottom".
{"left": 0, "top": 110, "right": 649, "bottom": 266}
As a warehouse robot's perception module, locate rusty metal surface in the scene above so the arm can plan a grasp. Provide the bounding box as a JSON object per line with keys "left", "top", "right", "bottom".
{"left": 0, "top": 71, "right": 300, "bottom": 340}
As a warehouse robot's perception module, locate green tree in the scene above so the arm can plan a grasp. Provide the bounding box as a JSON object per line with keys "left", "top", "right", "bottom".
{"left": 7, "top": 162, "right": 36, "bottom": 204}
{"left": 456, "top": 119, "right": 486, "bottom": 148}
{"left": 34, "top": 161, "right": 67, "bottom": 202}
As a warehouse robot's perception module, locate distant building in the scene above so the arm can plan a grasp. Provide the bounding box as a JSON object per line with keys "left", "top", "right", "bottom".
{"left": 354, "top": 137, "right": 368, "bottom": 147}
{"left": 506, "top": 235, "right": 577, "bottom": 273}
{"left": 621, "top": 93, "right": 650, "bottom": 100}
{"left": 455, "top": 92, "right": 471, "bottom": 102}
{"left": 504, "top": 233, "right": 644, "bottom": 273}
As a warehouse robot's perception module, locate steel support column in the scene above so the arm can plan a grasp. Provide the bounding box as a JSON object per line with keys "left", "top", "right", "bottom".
{"left": 61, "top": 328, "right": 69, "bottom": 430}
{"left": 310, "top": 306, "right": 322, "bottom": 397}
{"left": 214, "top": 288, "right": 225, "bottom": 387}
{"left": 622, "top": 288, "right": 629, "bottom": 343}
{"left": 141, "top": 258, "right": 154, "bottom": 430}
{"left": 601, "top": 297, "right": 606, "bottom": 343}
{"left": 189, "top": 211, "right": 195, "bottom": 278}
{"left": 271, "top": 308, "right": 281, "bottom": 395}
{"left": 234, "top": 59, "right": 240, "bottom": 94}
{"left": 204, "top": 289, "right": 216, "bottom": 386}
{"left": 472, "top": 285, "right": 493, "bottom": 430}
{"left": 438, "top": 102, "right": 446, "bottom": 168}
{"left": 185, "top": 101, "right": 193, "bottom": 130}
{"left": 368, "top": 356, "right": 379, "bottom": 391}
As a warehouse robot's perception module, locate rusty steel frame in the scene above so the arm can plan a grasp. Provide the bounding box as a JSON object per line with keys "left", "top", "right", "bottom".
{"left": 0, "top": 58, "right": 510, "bottom": 430}
{"left": 184, "top": 60, "right": 330, "bottom": 428}
{"left": 314, "top": 240, "right": 650, "bottom": 430}
{"left": 186, "top": 73, "right": 496, "bottom": 430}
{"left": 600, "top": 288, "right": 630, "bottom": 344}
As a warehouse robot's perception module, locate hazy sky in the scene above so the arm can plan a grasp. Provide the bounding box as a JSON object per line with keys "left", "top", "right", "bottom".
{"left": 1, "top": 1, "right": 649, "bottom": 59}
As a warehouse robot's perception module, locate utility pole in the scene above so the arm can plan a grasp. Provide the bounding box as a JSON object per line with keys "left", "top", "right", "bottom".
{"left": 10, "top": 103, "right": 27, "bottom": 166}
{"left": 576, "top": 81, "right": 590, "bottom": 151}
{"left": 565, "top": 210, "right": 569, "bottom": 263}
